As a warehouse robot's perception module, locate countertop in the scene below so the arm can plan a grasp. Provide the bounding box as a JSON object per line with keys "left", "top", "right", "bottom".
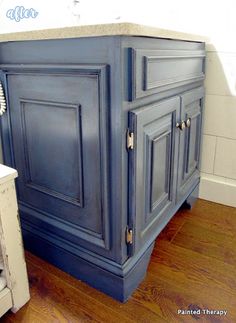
{"left": 0, "top": 22, "right": 209, "bottom": 43}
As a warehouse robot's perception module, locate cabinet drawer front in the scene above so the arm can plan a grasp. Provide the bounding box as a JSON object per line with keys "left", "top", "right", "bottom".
{"left": 128, "top": 97, "right": 180, "bottom": 253}
{"left": 131, "top": 49, "right": 205, "bottom": 100}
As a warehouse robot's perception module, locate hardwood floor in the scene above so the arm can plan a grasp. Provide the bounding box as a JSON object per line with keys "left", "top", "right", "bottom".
{"left": 2, "top": 199, "right": 236, "bottom": 322}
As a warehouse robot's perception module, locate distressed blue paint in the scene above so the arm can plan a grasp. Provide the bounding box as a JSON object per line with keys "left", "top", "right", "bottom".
{"left": 0, "top": 35, "right": 205, "bottom": 302}
{"left": 177, "top": 87, "right": 204, "bottom": 202}
{"left": 128, "top": 97, "right": 180, "bottom": 254}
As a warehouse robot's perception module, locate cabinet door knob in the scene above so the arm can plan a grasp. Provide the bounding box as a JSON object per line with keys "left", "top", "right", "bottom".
{"left": 0, "top": 82, "right": 7, "bottom": 117}
{"left": 176, "top": 121, "right": 186, "bottom": 131}
{"left": 186, "top": 118, "right": 191, "bottom": 128}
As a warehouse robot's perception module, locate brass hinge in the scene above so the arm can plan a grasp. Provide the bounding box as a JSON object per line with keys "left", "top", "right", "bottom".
{"left": 126, "top": 227, "right": 133, "bottom": 245}
{"left": 127, "top": 130, "right": 134, "bottom": 150}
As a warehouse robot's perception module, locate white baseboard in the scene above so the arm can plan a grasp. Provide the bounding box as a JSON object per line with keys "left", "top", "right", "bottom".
{"left": 199, "top": 173, "right": 236, "bottom": 208}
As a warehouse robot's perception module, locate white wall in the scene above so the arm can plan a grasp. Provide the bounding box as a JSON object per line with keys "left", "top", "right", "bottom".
{"left": 200, "top": 47, "right": 236, "bottom": 207}
{"left": 0, "top": 0, "right": 235, "bottom": 39}
{"left": 0, "top": 0, "right": 122, "bottom": 33}
{"left": 0, "top": 0, "right": 235, "bottom": 206}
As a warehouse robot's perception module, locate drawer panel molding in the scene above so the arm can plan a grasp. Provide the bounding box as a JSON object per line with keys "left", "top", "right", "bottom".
{"left": 131, "top": 49, "right": 205, "bottom": 100}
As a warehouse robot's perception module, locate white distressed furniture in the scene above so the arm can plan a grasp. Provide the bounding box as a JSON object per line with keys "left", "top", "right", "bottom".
{"left": 0, "top": 164, "right": 30, "bottom": 317}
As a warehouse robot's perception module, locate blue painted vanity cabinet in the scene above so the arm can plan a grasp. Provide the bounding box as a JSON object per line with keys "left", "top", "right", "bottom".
{"left": 0, "top": 34, "right": 205, "bottom": 301}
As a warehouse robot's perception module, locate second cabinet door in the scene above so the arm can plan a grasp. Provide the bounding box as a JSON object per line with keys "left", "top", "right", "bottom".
{"left": 177, "top": 87, "right": 204, "bottom": 202}
{"left": 128, "top": 97, "right": 180, "bottom": 253}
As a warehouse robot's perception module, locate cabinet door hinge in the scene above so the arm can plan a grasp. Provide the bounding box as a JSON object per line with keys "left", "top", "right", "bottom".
{"left": 127, "top": 130, "right": 134, "bottom": 150}
{"left": 126, "top": 227, "right": 133, "bottom": 245}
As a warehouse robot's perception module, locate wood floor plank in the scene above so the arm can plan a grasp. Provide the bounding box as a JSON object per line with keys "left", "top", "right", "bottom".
{"left": 156, "top": 213, "right": 186, "bottom": 243}
{"left": 172, "top": 220, "right": 236, "bottom": 266}
{"left": 25, "top": 251, "right": 164, "bottom": 323}
{"left": 147, "top": 250, "right": 236, "bottom": 320}
{"left": 183, "top": 200, "right": 236, "bottom": 237}
{"left": 2, "top": 199, "right": 236, "bottom": 322}
{"left": 152, "top": 239, "right": 236, "bottom": 296}
{"left": 149, "top": 246, "right": 236, "bottom": 319}
{"left": 2, "top": 304, "right": 52, "bottom": 323}
{"left": 26, "top": 260, "right": 131, "bottom": 323}
{"left": 138, "top": 272, "right": 233, "bottom": 323}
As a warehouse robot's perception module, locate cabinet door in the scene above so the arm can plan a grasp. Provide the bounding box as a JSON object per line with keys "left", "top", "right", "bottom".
{"left": 2, "top": 66, "right": 112, "bottom": 257}
{"left": 128, "top": 97, "right": 180, "bottom": 253}
{"left": 177, "top": 87, "right": 204, "bottom": 202}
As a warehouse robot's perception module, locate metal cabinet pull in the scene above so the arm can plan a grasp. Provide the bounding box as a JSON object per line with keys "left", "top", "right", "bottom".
{"left": 0, "top": 82, "right": 7, "bottom": 116}
{"left": 176, "top": 121, "right": 186, "bottom": 131}
{"left": 186, "top": 118, "right": 191, "bottom": 128}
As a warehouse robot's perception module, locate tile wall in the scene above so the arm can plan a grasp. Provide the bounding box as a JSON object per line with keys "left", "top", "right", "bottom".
{"left": 200, "top": 47, "right": 236, "bottom": 207}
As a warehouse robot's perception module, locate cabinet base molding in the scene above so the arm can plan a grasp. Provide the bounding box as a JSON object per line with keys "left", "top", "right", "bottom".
{"left": 22, "top": 227, "right": 154, "bottom": 302}
{"left": 21, "top": 182, "right": 199, "bottom": 302}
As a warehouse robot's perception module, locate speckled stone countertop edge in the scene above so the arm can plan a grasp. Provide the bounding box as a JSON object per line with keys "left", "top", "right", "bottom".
{"left": 0, "top": 22, "right": 209, "bottom": 43}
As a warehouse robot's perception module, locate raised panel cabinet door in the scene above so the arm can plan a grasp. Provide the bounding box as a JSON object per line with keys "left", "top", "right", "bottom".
{"left": 3, "top": 65, "right": 111, "bottom": 256}
{"left": 177, "top": 87, "right": 204, "bottom": 202}
{"left": 128, "top": 97, "right": 180, "bottom": 253}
